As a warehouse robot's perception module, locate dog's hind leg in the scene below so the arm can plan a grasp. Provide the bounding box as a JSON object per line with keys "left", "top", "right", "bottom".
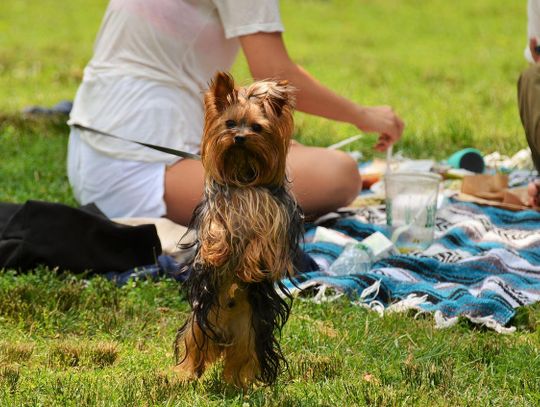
{"left": 215, "top": 283, "right": 260, "bottom": 388}
{"left": 221, "top": 307, "right": 260, "bottom": 389}
{"left": 173, "top": 316, "right": 222, "bottom": 381}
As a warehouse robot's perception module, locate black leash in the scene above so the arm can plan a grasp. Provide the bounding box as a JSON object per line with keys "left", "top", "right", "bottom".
{"left": 71, "top": 123, "right": 201, "bottom": 160}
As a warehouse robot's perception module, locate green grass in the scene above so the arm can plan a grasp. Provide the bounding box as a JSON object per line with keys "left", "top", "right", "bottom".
{"left": 1, "top": 270, "right": 540, "bottom": 406}
{"left": 1, "top": 0, "right": 540, "bottom": 405}
{"left": 0, "top": 0, "right": 530, "bottom": 159}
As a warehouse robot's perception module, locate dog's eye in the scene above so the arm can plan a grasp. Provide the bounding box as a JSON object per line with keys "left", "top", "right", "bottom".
{"left": 225, "top": 119, "right": 236, "bottom": 129}
{"left": 251, "top": 123, "right": 262, "bottom": 132}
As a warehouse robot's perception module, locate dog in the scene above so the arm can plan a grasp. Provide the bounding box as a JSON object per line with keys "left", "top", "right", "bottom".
{"left": 173, "top": 72, "right": 303, "bottom": 388}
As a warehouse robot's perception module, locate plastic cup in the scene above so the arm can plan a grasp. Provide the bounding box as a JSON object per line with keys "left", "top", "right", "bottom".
{"left": 384, "top": 172, "right": 442, "bottom": 252}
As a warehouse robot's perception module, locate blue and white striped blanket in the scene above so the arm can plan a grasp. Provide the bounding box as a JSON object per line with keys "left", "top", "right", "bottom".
{"left": 285, "top": 200, "right": 540, "bottom": 332}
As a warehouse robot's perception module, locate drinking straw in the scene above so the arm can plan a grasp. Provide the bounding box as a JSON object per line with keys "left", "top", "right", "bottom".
{"left": 386, "top": 144, "right": 393, "bottom": 175}
{"left": 327, "top": 134, "right": 363, "bottom": 150}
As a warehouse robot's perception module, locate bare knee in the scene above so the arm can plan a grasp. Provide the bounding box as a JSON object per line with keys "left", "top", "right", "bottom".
{"left": 164, "top": 159, "right": 205, "bottom": 226}
{"left": 329, "top": 150, "right": 362, "bottom": 206}
{"left": 287, "top": 146, "right": 362, "bottom": 215}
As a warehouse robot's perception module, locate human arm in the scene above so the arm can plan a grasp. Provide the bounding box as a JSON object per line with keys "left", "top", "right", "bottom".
{"left": 530, "top": 37, "right": 540, "bottom": 63}
{"left": 527, "top": 0, "right": 540, "bottom": 63}
{"left": 239, "top": 32, "right": 404, "bottom": 151}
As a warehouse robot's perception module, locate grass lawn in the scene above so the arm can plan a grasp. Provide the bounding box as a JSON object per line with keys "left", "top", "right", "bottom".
{"left": 1, "top": 0, "right": 539, "bottom": 405}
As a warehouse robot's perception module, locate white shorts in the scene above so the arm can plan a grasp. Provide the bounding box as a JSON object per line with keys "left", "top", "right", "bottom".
{"left": 67, "top": 128, "right": 169, "bottom": 218}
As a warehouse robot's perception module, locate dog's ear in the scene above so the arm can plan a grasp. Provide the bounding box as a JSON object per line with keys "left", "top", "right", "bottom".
{"left": 264, "top": 80, "right": 295, "bottom": 118}
{"left": 208, "top": 72, "right": 236, "bottom": 113}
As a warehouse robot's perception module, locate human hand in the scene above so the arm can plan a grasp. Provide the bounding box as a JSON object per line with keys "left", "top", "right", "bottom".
{"left": 355, "top": 105, "right": 405, "bottom": 152}
{"left": 528, "top": 179, "right": 540, "bottom": 208}
{"left": 529, "top": 38, "right": 540, "bottom": 63}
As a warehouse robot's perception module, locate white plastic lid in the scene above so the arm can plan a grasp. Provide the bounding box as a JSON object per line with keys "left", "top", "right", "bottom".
{"left": 360, "top": 231, "right": 395, "bottom": 258}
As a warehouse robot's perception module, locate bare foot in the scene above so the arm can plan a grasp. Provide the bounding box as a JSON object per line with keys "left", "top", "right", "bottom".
{"left": 528, "top": 179, "right": 540, "bottom": 207}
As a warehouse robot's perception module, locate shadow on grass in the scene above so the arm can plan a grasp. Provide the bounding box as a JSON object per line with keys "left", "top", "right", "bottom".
{"left": 0, "top": 112, "right": 69, "bottom": 136}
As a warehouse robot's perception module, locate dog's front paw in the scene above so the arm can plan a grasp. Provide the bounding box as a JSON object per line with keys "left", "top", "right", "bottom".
{"left": 222, "top": 358, "right": 259, "bottom": 390}
{"left": 172, "top": 362, "right": 201, "bottom": 382}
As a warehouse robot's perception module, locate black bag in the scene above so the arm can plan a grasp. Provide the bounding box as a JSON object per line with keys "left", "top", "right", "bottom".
{"left": 0, "top": 200, "right": 162, "bottom": 274}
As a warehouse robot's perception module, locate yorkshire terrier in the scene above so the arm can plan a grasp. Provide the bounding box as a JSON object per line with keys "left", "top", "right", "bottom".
{"left": 173, "top": 72, "right": 303, "bottom": 388}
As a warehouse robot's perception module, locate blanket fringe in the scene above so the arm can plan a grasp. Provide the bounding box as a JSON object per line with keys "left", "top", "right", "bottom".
{"left": 352, "top": 280, "right": 385, "bottom": 316}
{"left": 286, "top": 279, "right": 516, "bottom": 334}
{"left": 433, "top": 311, "right": 516, "bottom": 334}
{"left": 359, "top": 280, "right": 381, "bottom": 301}
{"left": 386, "top": 294, "right": 430, "bottom": 314}
{"left": 355, "top": 281, "right": 517, "bottom": 333}
{"left": 352, "top": 299, "right": 385, "bottom": 317}
{"left": 311, "top": 280, "right": 517, "bottom": 334}
{"left": 353, "top": 281, "right": 431, "bottom": 317}
{"left": 312, "top": 284, "right": 344, "bottom": 304}
{"left": 354, "top": 293, "right": 430, "bottom": 319}
{"left": 467, "top": 315, "right": 516, "bottom": 334}
{"left": 434, "top": 310, "right": 459, "bottom": 329}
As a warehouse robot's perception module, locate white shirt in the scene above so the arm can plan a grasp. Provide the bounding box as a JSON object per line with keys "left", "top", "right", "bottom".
{"left": 68, "top": 0, "right": 284, "bottom": 164}
{"left": 526, "top": 0, "right": 540, "bottom": 63}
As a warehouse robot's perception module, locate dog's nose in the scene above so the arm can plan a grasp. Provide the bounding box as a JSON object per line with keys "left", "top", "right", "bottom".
{"left": 234, "top": 135, "right": 246, "bottom": 144}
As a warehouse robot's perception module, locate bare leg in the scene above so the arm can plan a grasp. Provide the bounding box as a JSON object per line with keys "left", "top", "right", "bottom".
{"left": 163, "top": 143, "right": 362, "bottom": 225}
{"left": 164, "top": 158, "right": 205, "bottom": 226}
{"left": 286, "top": 143, "right": 362, "bottom": 216}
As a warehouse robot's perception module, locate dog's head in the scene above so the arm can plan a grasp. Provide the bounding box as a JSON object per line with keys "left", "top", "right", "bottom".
{"left": 201, "top": 72, "right": 295, "bottom": 188}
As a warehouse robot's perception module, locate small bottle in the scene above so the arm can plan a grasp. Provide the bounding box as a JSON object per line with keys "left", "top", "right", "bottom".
{"left": 328, "top": 231, "right": 395, "bottom": 276}
{"left": 328, "top": 243, "right": 373, "bottom": 276}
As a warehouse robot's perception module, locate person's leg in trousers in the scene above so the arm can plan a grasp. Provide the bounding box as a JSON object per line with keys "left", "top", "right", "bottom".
{"left": 517, "top": 64, "right": 540, "bottom": 207}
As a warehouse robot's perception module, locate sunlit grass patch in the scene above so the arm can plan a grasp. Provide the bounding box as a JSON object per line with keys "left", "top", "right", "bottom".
{"left": 0, "top": 364, "right": 20, "bottom": 394}
{"left": 0, "top": 342, "right": 34, "bottom": 365}
{"left": 288, "top": 354, "right": 343, "bottom": 382}
{"left": 47, "top": 340, "right": 118, "bottom": 369}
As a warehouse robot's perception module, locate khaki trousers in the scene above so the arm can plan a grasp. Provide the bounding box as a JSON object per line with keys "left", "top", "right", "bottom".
{"left": 518, "top": 64, "right": 540, "bottom": 172}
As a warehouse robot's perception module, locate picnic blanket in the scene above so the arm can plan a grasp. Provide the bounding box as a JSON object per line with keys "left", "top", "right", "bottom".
{"left": 104, "top": 254, "right": 188, "bottom": 286}
{"left": 100, "top": 197, "right": 540, "bottom": 333}
{"left": 284, "top": 200, "right": 540, "bottom": 333}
